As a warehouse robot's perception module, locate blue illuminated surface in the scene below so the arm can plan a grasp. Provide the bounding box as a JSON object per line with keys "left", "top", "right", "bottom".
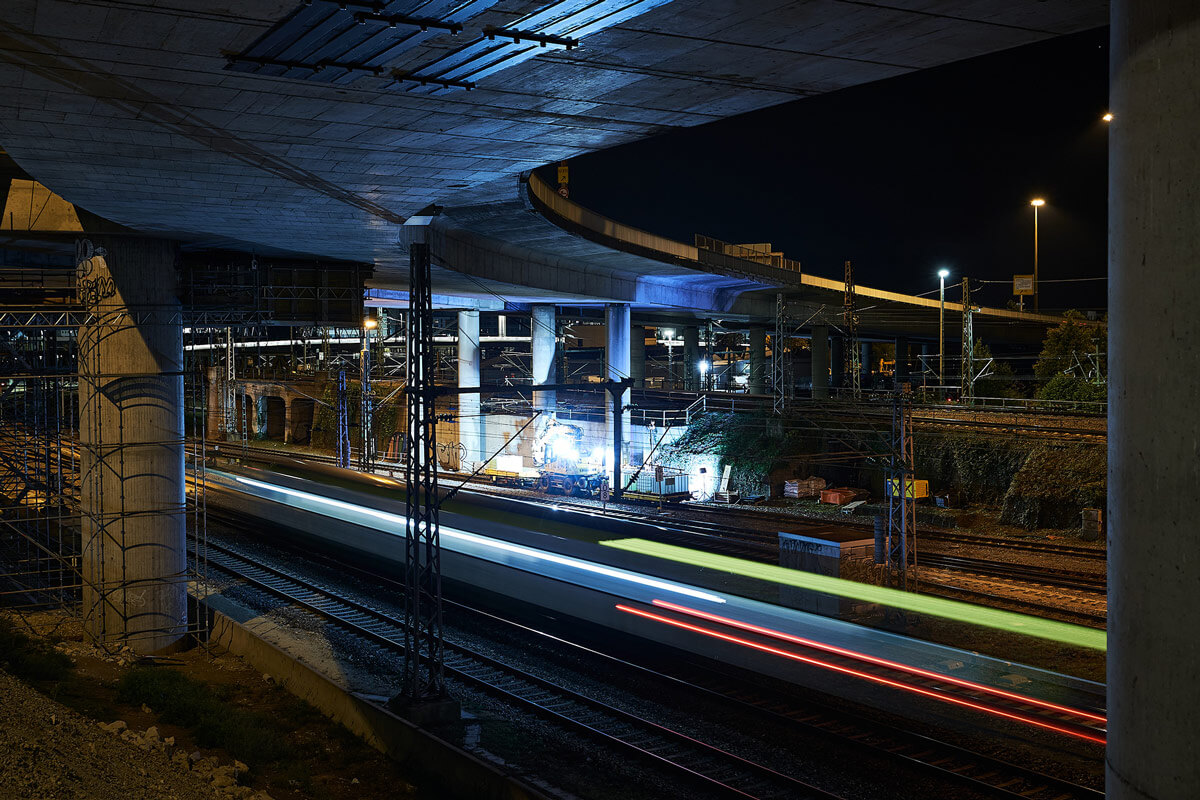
{"left": 230, "top": 473, "right": 725, "bottom": 605}
{"left": 212, "top": 469, "right": 1104, "bottom": 712}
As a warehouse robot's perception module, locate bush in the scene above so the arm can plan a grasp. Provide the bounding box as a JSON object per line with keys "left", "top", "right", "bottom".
{"left": 1036, "top": 374, "right": 1106, "bottom": 407}
{"left": 0, "top": 617, "right": 74, "bottom": 682}
{"left": 1000, "top": 444, "right": 1106, "bottom": 529}
{"left": 117, "top": 668, "right": 293, "bottom": 763}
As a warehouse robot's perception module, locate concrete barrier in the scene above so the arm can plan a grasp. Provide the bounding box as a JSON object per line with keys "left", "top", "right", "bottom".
{"left": 203, "top": 604, "right": 551, "bottom": 800}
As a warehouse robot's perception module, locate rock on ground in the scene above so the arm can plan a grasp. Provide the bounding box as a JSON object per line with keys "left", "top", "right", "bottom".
{"left": 0, "top": 669, "right": 226, "bottom": 800}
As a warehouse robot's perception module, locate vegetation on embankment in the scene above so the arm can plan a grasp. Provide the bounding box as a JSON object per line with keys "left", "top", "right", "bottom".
{"left": 662, "top": 412, "right": 1106, "bottom": 531}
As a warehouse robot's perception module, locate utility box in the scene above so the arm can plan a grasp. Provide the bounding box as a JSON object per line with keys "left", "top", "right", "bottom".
{"left": 778, "top": 529, "right": 874, "bottom": 617}
{"left": 887, "top": 478, "right": 930, "bottom": 499}
{"left": 1081, "top": 508, "right": 1104, "bottom": 542}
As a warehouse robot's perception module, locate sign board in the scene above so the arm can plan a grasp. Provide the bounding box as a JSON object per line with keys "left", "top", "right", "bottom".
{"left": 1013, "top": 274, "right": 1035, "bottom": 296}
{"left": 557, "top": 163, "right": 569, "bottom": 184}
{"left": 655, "top": 465, "right": 664, "bottom": 482}
{"left": 557, "top": 186, "right": 569, "bottom": 198}
{"left": 599, "top": 480, "right": 610, "bottom": 504}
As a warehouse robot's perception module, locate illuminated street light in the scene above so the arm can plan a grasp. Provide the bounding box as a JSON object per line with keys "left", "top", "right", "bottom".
{"left": 1102, "top": 112, "right": 1114, "bottom": 122}
{"left": 937, "top": 269, "right": 949, "bottom": 388}
{"left": 363, "top": 317, "right": 379, "bottom": 330}
{"left": 1030, "top": 198, "right": 1046, "bottom": 311}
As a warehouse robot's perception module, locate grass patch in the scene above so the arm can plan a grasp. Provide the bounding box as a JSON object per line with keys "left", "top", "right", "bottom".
{"left": 117, "top": 668, "right": 294, "bottom": 764}
{"left": 0, "top": 616, "right": 74, "bottom": 682}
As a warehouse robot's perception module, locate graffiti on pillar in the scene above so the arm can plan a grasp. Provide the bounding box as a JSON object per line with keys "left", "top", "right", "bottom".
{"left": 437, "top": 440, "right": 467, "bottom": 467}
{"left": 75, "top": 238, "right": 115, "bottom": 307}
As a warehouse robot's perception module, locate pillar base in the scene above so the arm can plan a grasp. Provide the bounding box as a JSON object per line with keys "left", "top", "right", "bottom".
{"left": 387, "top": 694, "right": 462, "bottom": 729}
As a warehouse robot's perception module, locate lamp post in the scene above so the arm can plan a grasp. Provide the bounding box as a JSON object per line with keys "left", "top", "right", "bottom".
{"left": 1030, "top": 198, "right": 1045, "bottom": 311}
{"left": 938, "top": 268, "right": 949, "bottom": 390}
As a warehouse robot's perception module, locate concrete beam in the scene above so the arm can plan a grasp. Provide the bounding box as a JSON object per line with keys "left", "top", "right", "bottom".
{"left": 605, "top": 304, "right": 631, "bottom": 487}
{"left": 811, "top": 325, "right": 830, "bottom": 399}
{"left": 1109, "top": 3, "right": 1200, "bottom": 798}
{"left": 531, "top": 305, "right": 557, "bottom": 413}
{"left": 683, "top": 326, "right": 699, "bottom": 391}
{"left": 748, "top": 327, "right": 767, "bottom": 395}
{"left": 457, "top": 310, "right": 482, "bottom": 468}
{"left": 630, "top": 325, "right": 646, "bottom": 389}
{"left": 78, "top": 236, "right": 185, "bottom": 654}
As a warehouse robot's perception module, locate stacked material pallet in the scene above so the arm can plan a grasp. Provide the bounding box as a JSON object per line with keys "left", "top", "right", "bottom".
{"left": 784, "top": 476, "right": 826, "bottom": 498}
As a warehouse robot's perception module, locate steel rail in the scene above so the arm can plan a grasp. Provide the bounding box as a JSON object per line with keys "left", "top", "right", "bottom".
{"left": 199, "top": 523, "right": 1104, "bottom": 800}
{"left": 196, "top": 534, "right": 839, "bottom": 800}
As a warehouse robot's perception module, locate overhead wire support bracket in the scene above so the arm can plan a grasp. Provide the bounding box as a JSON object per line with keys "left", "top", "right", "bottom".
{"left": 353, "top": 11, "right": 463, "bottom": 34}
{"left": 482, "top": 26, "right": 579, "bottom": 50}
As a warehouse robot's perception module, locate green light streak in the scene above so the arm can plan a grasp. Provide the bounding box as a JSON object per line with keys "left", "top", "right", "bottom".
{"left": 601, "top": 538, "right": 1106, "bottom": 652}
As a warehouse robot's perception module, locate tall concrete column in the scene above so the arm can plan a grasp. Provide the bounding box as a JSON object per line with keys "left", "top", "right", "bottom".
{"left": 630, "top": 325, "right": 646, "bottom": 388}
{"left": 457, "top": 310, "right": 483, "bottom": 468}
{"left": 683, "top": 325, "right": 699, "bottom": 391}
{"left": 748, "top": 327, "right": 767, "bottom": 395}
{"left": 78, "top": 236, "right": 185, "bottom": 654}
{"left": 531, "top": 304, "right": 557, "bottom": 414}
{"left": 605, "top": 304, "right": 631, "bottom": 487}
{"left": 829, "top": 336, "right": 844, "bottom": 389}
{"left": 810, "top": 325, "right": 829, "bottom": 399}
{"left": 1110, "top": 4, "right": 1200, "bottom": 798}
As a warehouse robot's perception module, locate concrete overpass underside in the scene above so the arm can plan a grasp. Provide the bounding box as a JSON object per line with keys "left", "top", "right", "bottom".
{"left": 0, "top": 0, "right": 1105, "bottom": 314}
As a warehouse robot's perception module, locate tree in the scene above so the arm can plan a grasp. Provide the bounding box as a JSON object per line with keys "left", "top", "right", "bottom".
{"left": 970, "top": 339, "right": 1020, "bottom": 398}
{"left": 1032, "top": 311, "right": 1107, "bottom": 407}
{"left": 1033, "top": 311, "right": 1106, "bottom": 381}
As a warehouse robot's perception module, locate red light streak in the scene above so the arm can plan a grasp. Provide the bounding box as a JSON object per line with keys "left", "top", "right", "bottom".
{"left": 650, "top": 599, "right": 1107, "bottom": 726}
{"left": 616, "top": 604, "right": 1106, "bottom": 746}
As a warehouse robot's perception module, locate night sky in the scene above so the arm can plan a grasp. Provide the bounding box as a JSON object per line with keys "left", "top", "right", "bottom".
{"left": 565, "top": 27, "right": 1110, "bottom": 314}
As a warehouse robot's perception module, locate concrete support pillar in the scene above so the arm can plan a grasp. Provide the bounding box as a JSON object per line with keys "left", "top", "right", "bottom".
{"left": 531, "top": 304, "right": 557, "bottom": 414}
{"left": 1109, "top": 4, "right": 1200, "bottom": 798}
{"left": 748, "top": 327, "right": 767, "bottom": 395}
{"left": 683, "top": 325, "right": 699, "bottom": 391}
{"left": 630, "top": 325, "right": 646, "bottom": 388}
{"left": 895, "top": 336, "right": 909, "bottom": 385}
{"left": 457, "top": 310, "right": 483, "bottom": 468}
{"left": 605, "top": 304, "right": 631, "bottom": 488}
{"left": 810, "top": 325, "right": 829, "bottom": 399}
{"left": 78, "top": 236, "right": 185, "bottom": 654}
{"left": 829, "top": 336, "right": 844, "bottom": 389}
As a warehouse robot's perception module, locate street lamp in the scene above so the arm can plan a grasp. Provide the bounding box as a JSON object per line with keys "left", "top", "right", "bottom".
{"left": 1030, "top": 198, "right": 1045, "bottom": 311}
{"left": 1102, "top": 112, "right": 1114, "bottom": 123}
{"left": 938, "top": 268, "right": 949, "bottom": 389}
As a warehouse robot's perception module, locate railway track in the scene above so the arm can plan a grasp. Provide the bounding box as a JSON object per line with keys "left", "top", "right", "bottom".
{"left": 212, "top": 444, "right": 1109, "bottom": 604}
{"left": 195, "top": 535, "right": 841, "bottom": 800}
{"left": 918, "top": 554, "right": 1106, "bottom": 594}
{"left": 690, "top": 502, "right": 1107, "bottom": 562}
{"left": 919, "top": 581, "right": 1107, "bottom": 628}
{"left": 198, "top": 525, "right": 1104, "bottom": 800}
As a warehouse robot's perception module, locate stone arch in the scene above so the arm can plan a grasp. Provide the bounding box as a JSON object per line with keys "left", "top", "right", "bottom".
{"left": 261, "top": 395, "right": 286, "bottom": 440}
{"left": 289, "top": 397, "right": 315, "bottom": 445}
